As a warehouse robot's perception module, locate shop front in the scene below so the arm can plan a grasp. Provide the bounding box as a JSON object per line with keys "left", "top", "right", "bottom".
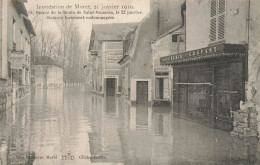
{"left": 160, "top": 44, "right": 246, "bottom": 131}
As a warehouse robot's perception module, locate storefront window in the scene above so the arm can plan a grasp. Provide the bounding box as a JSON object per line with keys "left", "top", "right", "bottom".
{"left": 173, "top": 61, "right": 244, "bottom": 129}
{"left": 174, "top": 66, "right": 213, "bottom": 123}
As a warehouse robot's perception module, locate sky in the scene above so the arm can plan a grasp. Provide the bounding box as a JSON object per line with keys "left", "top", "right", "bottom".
{"left": 25, "top": 0, "right": 150, "bottom": 42}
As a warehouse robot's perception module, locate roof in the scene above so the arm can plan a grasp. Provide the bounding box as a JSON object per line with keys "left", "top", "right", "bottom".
{"left": 23, "top": 17, "right": 36, "bottom": 36}
{"left": 33, "top": 56, "right": 62, "bottom": 68}
{"left": 118, "top": 55, "right": 130, "bottom": 65}
{"left": 92, "top": 23, "right": 138, "bottom": 41}
{"left": 151, "top": 24, "right": 183, "bottom": 44}
{"left": 11, "top": 0, "right": 28, "bottom": 17}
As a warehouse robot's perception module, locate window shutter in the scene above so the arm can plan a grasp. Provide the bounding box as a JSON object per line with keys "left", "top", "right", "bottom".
{"left": 211, "top": 0, "right": 217, "bottom": 17}
{"left": 210, "top": 18, "right": 217, "bottom": 42}
{"left": 210, "top": 0, "right": 225, "bottom": 42}
{"left": 210, "top": 0, "right": 217, "bottom": 42}
{"left": 218, "top": 15, "right": 225, "bottom": 40}
{"left": 218, "top": 0, "right": 225, "bottom": 14}
{"left": 218, "top": 0, "right": 225, "bottom": 40}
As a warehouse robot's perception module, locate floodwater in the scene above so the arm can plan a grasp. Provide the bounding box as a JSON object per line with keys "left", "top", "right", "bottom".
{"left": 0, "top": 87, "right": 259, "bottom": 165}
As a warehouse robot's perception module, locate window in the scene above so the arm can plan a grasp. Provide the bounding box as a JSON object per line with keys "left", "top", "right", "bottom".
{"left": 210, "top": 0, "right": 225, "bottom": 42}
{"left": 13, "top": 18, "right": 16, "bottom": 50}
{"left": 20, "top": 30, "right": 23, "bottom": 51}
{"left": 28, "top": 41, "right": 30, "bottom": 56}
{"left": 172, "top": 35, "right": 178, "bottom": 42}
{"left": 155, "top": 72, "right": 169, "bottom": 76}
{"left": 171, "top": 34, "right": 185, "bottom": 54}
{"left": 25, "top": 37, "right": 27, "bottom": 54}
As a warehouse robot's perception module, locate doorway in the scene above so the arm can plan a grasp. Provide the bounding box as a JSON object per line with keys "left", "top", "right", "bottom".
{"left": 215, "top": 62, "right": 243, "bottom": 130}
{"left": 155, "top": 78, "right": 169, "bottom": 100}
{"left": 106, "top": 78, "right": 116, "bottom": 96}
{"left": 136, "top": 81, "right": 148, "bottom": 104}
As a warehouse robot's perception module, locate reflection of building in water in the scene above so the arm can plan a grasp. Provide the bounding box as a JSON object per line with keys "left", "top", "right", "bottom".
{"left": 0, "top": 111, "right": 8, "bottom": 165}
{"left": 118, "top": 99, "right": 175, "bottom": 165}
{"left": 6, "top": 97, "right": 32, "bottom": 165}
{"left": 128, "top": 103, "right": 153, "bottom": 165}
{"left": 89, "top": 95, "right": 123, "bottom": 163}
{"left": 129, "top": 104, "right": 152, "bottom": 130}
{"left": 151, "top": 108, "right": 173, "bottom": 164}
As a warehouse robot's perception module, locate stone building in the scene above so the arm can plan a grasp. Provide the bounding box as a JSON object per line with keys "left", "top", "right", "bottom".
{"left": 88, "top": 23, "right": 137, "bottom": 96}
{"left": 33, "top": 56, "right": 63, "bottom": 88}
{"left": 232, "top": 0, "right": 260, "bottom": 137}
{"left": 0, "top": 0, "right": 35, "bottom": 107}
{"left": 160, "top": 0, "right": 251, "bottom": 131}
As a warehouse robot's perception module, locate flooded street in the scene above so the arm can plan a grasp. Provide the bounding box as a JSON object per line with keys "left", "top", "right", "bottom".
{"left": 0, "top": 87, "right": 259, "bottom": 165}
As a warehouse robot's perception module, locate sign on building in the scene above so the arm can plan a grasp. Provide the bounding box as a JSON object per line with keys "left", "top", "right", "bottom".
{"left": 105, "top": 50, "right": 123, "bottom": 69}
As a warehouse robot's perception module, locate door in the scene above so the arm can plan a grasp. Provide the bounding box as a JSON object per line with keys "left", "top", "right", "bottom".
{"left": 136, "top": 81, "right": 148, "bottom": 104}
{"left": 215, "top": 62, "right": 243, "bottom": 131}
{"left": 106, "top": 78, "right": 116, "bottom": 96}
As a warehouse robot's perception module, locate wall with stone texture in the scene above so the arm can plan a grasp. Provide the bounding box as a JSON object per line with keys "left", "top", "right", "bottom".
{"left": 232, "top": 0, "right": 260, "bottom": 137}
{"left": 247, "top": 0, "right": 260, "bottom": 137}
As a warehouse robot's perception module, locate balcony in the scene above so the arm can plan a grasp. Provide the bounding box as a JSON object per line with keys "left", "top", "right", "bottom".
{"left": 10, "top": 51, "right": 30, "bottom": 69}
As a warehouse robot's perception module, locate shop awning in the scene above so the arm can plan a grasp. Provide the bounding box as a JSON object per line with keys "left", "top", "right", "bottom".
{"left": 160, "top": 44, "right": 246, "bottom": 65}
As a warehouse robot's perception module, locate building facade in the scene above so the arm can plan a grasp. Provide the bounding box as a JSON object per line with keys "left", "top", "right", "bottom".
{"left": 88, "top": 23, "right": 137, "bottom": 96}
{"left": 1, "top": 0, "right": 35, "bottom": 107}
{"left": 151, "top": 26, "right": 185, "bottom": 106}
{"left": 160, "top": 0, "right": 253, "bottom": 131}
{"left": 118, "top": 8, "right": 159, "bottom": 105}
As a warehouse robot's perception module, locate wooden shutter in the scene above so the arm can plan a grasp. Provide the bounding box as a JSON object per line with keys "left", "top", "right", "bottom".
{"left": 218, "top": 0, "right": 225, "bottom": 40}
{"left": 210, "top": 0, "right": 225, "bottom": 42}
{"left": 210, "top": 18, "right": 217, "bottom": 42}
{"left": 163, "top": 79, "right": 169, "bottom": 99}
{"left": 155, "top": 78, "right": 160, "bottom": 99}
{"left": 210, "top": 0, "right": 217, "bottom": 42}
{"left": 211, "top": 0, "right": 217, "bottom": 17}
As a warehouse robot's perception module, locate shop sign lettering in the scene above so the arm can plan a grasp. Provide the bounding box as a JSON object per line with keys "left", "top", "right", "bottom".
{"left": 160, "top": 44, "right": 226, "bottom": 64}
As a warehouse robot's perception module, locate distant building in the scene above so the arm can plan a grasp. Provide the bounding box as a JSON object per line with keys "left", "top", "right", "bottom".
{"left": 88, "top": 23, "right": 137, "bottom": 96}
{"left": 33, "top": 56, "right": 63, "bottom": 88}
{"left": 0, "top": 0, "right": 35, "bottom": 106}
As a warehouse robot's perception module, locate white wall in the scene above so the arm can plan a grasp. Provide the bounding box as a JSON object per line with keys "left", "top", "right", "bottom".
{"left": 225, "top": 0, "right": 247, "bottom": 44}
{"left": 186, "top": 0, "right": 210, "bottom": 51}
{"left": 186, "top": 0, "right": 247, "bottom": 51}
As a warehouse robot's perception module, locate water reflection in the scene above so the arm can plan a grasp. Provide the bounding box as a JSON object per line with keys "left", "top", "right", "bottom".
{"left": 0, "top": 88, "right": 259, "bottom": 164}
